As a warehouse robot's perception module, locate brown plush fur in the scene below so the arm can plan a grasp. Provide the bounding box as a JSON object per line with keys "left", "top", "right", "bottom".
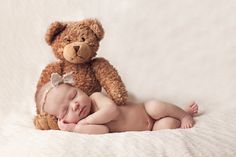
{"left": 34, "top": 18, "right": 128, "bottom": 130}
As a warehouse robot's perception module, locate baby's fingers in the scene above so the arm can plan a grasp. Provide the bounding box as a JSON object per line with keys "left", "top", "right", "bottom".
{"left": 58, "top": 119, "right": 67, "bottom": 130}
{"left": 58, "top": 119, "right": 76, "bottom": 131}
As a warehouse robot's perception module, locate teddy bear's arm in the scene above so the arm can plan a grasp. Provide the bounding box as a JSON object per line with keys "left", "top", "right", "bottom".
{"left": 91, "top": 58, "right": 128, "bottom": 105}
{"left": 36, "top": 61, "right": 63, "bottom": 90}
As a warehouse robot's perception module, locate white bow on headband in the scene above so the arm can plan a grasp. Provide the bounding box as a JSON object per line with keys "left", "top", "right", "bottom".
{"left": 51, "top": 71, "right": 75, "bottom": 87}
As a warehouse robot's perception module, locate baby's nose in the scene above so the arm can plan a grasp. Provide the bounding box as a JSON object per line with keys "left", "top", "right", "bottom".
{"left": 72, "top": 102, "right": 80, "bottom": 111}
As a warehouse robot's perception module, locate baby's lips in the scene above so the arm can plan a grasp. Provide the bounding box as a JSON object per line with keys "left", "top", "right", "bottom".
{"left": 78, "top": 106, "right": 83, "bottom": 113}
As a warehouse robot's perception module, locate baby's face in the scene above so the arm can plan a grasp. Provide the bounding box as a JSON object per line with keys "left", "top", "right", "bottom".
{"left": 44, "top": 84, "right": 91, "bottom": 123}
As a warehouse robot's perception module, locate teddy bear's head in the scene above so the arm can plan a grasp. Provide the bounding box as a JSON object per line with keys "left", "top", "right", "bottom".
{"left": 45, "top": 19, "right": 104, "bottom": 64}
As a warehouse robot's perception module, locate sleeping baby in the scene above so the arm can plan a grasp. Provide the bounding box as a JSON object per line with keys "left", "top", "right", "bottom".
{"left": 35, "top": 72, "right": 198, "bottom": 134}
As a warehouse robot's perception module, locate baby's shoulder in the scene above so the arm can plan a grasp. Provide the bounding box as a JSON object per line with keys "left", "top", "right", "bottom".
{"left": 90, "top": 92, "right": 104, "bottom": 99}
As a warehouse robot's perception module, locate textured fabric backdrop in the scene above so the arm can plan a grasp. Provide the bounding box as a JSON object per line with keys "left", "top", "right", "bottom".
{"left": 0, "top": 0, "right": 236, "bottom": 156}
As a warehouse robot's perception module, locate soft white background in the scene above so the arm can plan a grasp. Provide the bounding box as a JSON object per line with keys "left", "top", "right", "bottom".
{"left": 0, "top": 0, "right": 236, "bottom": 156}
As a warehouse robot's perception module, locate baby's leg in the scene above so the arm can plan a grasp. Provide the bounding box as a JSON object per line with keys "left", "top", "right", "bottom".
{"left": 152, "top": 117, "right": 181, "bottom": 130}
{"left": 144, "top": 100, "right": 198, "bottom": 129}
{"left": 151, "top": 103, "right": 198, "bottom": 130}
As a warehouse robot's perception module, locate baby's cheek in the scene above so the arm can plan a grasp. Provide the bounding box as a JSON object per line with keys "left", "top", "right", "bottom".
{"left": 80, "top": 96, "right": 91, "bottom": 105}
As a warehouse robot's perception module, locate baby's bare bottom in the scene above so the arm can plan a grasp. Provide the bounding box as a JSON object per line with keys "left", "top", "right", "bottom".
{"left": 144, "top": 100, "right": 198, "bottom": 130}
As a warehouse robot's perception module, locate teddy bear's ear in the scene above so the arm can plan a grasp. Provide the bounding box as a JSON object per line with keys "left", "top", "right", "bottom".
{"left": 83, "top": 19, "right": 104, "bottom": 41}
{"left": 45, "top": 22, "right": 67, "bottom": 45}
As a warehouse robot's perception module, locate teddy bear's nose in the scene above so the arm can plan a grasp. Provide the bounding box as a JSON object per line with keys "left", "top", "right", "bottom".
{"left": 73, "top": 45, "right": 80, "bottom": 52}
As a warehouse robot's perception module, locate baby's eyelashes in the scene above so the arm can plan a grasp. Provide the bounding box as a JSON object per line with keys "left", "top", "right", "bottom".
{"left": 70, "top": 89, "right": 77, "bottom": 100}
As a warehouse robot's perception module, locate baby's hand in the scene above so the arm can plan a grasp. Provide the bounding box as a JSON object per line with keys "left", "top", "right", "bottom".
{"left": 58, "top": 119, "right": 76, "bottom": 132}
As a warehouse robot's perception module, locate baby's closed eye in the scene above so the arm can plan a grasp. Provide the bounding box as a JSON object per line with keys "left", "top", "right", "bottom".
{"left": 69, "top": 90, "right": 77, "bottom": 100}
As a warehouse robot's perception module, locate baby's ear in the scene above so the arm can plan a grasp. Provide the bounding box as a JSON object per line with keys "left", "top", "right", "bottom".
{"left": 82, "top": 18, "right": 104, "bottom": 41}
{"left": 45, "top": 22, "right": 67, "bottom": 45}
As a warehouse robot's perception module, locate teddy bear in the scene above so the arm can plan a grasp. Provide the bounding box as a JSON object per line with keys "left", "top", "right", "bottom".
{"left": 34, "top": 18, "right": 128, "bottom": 130}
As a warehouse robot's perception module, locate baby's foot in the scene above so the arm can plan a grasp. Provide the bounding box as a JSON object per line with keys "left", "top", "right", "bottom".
{"left": 181, "top": 114, "right": 194, "bottom": 129}
{"left": 185, "top": 101, "right": 199, "bottom": 116}
{"left": 181, "top": 101, "right": 198, "bottom": 129}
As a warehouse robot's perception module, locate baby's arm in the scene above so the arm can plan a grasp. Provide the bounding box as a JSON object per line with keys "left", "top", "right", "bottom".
{"left": 79, "top": 92, "right": 120, "bottom": 125}
{"left": 73, "top": 124, "right": 109, "bottom": 134}
{"left": 58, "top": 119, "right": 109, "bottom": 134}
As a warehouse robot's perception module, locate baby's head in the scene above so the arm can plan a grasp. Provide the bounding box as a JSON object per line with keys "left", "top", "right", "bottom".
{"left": 35, "top": 73, "right": 92, "bottom": 125}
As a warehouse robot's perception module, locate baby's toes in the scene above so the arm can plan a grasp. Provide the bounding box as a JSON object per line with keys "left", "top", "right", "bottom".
{"left": 191, "top": 103, "right": 198, "bottom": 109}
{"left": 187, "top": 123, "right": 193, "bottom": 128}
{"left": 190, "top": 102, "right": 196, "bottom": 107}
{"left": 181, "top": 124, "right": 186, "bottom": 129}
{"left": 191, "top": 104, "right": 199, "bottom": 114}
{"left": 192, "top": 107, "right": 198, "bottom": 113}
{"left": 181, "top": 115, "right": 194, "bottom": 129}
{"left": 181, "top": 123, "right": 193, "bottom": 129}
{"left": 194, "top": 108, "right": 199, "bottom": 114}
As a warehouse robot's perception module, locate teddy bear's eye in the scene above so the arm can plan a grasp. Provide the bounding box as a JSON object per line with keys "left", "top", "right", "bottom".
{"left": 81, "top": 37, "right": 85, "bottom": 42}
{"left": 64, "top": 38, "right": 71, "bottom": 43}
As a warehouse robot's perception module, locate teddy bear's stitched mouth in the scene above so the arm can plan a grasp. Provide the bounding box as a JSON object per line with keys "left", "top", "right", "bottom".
{"left": 74, "top": 51, "right": 85, "bottom": 59}
{"left": 70, "top": 55, "right": 84, "bottom": 60}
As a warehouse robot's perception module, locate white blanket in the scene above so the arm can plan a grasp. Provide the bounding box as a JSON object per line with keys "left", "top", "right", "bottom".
{"left": 1, "top": 0, "right": 236, "bottom": 156}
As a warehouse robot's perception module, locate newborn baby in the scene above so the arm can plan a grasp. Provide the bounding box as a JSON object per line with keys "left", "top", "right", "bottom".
{"left": 35, "top": 72, "right": 198, "bottom": 134}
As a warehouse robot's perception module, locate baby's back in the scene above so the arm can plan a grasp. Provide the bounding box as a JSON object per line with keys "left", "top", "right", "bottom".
{"left": 106, "top": 102, "right": 153, "bottom": 132}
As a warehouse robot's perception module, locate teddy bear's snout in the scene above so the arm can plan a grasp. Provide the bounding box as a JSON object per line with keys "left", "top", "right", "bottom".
{"left": 73, "top": 45, "right": 80, "bottom": 53}
{"left": 63, "top": 42, "right": 94, "bottom": 64}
